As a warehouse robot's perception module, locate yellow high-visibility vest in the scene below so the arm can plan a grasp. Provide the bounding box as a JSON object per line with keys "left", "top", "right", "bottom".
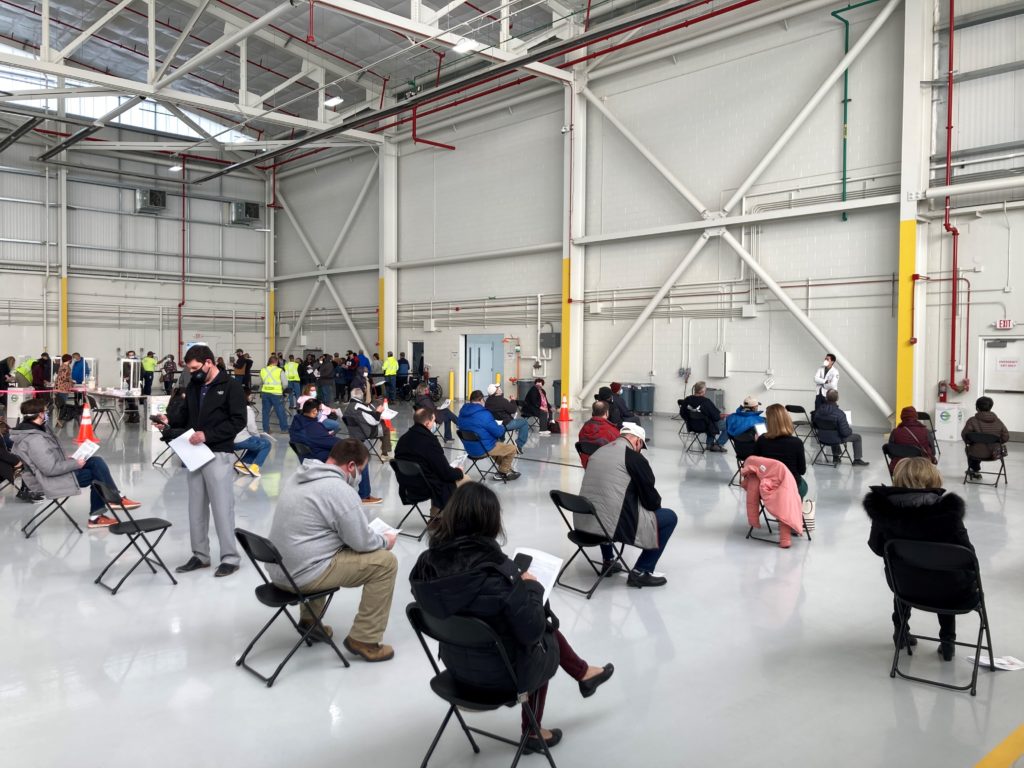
{"left": 284, "top": 361, "right": 300, "bottom": 381}
{"left": 382, "top": 356, "right": 399, "bottom": 376}
{"left": 15, "top": 359, "right": 34, "bottom": 380}
{"left": 141, "top": 356, "right": 157, "bottom": 373}
{"left": 260, "top": 365, "right": 285, "bottom": 394}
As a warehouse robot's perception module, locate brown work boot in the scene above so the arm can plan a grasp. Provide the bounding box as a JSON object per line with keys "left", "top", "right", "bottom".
{"left": 343, "top": 635, "right": 395, "bottom": 662}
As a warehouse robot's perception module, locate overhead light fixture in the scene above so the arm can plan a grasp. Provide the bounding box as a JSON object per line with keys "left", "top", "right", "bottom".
{"left": 168, "top": 164, "right": 183, "bottom": 172}
{"left": 453, "top": 37, "right": 478, "bottom": 54}
{"left": 254, "top": 227, "right": 272, "bottom": 233}
{"left": 324, "top": 95, "right": 344, "bottom": 107}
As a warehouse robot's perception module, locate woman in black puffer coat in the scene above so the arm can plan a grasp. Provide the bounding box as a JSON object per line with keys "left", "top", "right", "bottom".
{"left": 863, "top": 458, "right": 974, "bottom": 661}
{"left": 410, "top": 484, "right": 613, "bottom": 756}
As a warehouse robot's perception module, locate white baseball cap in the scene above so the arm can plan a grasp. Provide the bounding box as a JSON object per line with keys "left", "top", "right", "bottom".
{"left": 619, "top": 422, "right": 647, "bottom": 447}
{"left": 486, "top": 383, "right": 499, "bottom": 396}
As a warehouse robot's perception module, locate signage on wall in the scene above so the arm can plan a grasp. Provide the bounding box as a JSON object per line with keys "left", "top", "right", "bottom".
{"left": 993, "top": 319, "right": 1015, "bottom": 330}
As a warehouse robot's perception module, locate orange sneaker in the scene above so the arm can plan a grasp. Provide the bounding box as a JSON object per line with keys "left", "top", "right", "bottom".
{"left": 361, "top": 496, "right": 383, "bottom": 505}
{"left": 119, "top": 497, "right": 142, "bottom": 510}
{"left": 88, "top": 515, "right": 118, "bottom": 528}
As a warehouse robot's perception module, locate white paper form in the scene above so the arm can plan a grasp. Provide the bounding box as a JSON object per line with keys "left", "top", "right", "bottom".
{"left": 513, "top": 547, "right": 564, "bottom": 604}
{"left": 368, "top": 518, "right": 401, "bottom": 536}
{"left": 168, "top": 429, "right": 216, "bottom": 472}
{"left": 72, "top": 440, "right": 100, "bottom": 461}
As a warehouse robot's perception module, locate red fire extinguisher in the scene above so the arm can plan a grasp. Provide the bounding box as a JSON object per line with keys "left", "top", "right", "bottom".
{"left": 938, "top": 381, "right": 948, "bottom": 403}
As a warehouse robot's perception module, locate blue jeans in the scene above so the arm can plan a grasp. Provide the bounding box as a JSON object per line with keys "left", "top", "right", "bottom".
{"left": 715, "top": 430, "right": 730, "bottom": 446}
{"left": 319, "top": 381, "right": 335, "bottom": 405}
{"left": 385, "top": 375, "right": 396, "bottom": 401}
{"left": 322, "top": 418, "right": 340, "bottom": 432}
{"left": 285, "top": 382, "right": 299, "bottom": 409}
{"left": 506, "top": 417, "right": 530, "bottom": 450}
{"left": 234, "top": 436, "right": 271, "bottom": 468}
{"left": 262, "top": 393, "right": 289, "bottom": 432}
{"left": 600, "top": 508, "right": 678, "bottom": 572}
{"left": 358, "top": 469, "right": 371, "bottom": 500}
{"left": 75, "top": 456, "right": 119, "bottom": 516}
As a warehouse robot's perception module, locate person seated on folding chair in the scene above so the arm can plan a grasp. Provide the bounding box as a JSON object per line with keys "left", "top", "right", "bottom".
{"left": 755, "top": 404, "right": 808, "bottom": 499}
{"left": 394, "top": 407, "right": 467, "bottom": 514}
{"left": 813, "top": 390, "right": 868, "bottom": 466}
{"left": 609, "top": 382, "right": 635, "bottom": 425}
{"left": 962, "top": 397, "right": 1008, "bottom": 481}
{"left": 410, "top": 483, "right": 614, "bottom": 757}
{"left": 296, "top": 383, "right": 341, "bottom": 432}
{"left": 10, "top": 397, "right": 141, "bottom": 528}
{"left": 484, "top": 383, "right": 530, "bottom": 453}
{"left": 863, "top": 458, "right": 973, "bottom": 661}
{"left": 724, "top": 395, "right": 766, "bottom": 447}
{"left": 577, "top": 400, "right": 619, "bottom": 468}
{"left": 1, "top": 420, "right": 40, "bottom": 502}
{"left": 233, "top": 397, "right": 272, "bottom": 478}
{"left": 888, "top": 406, "right": 936, "bottom": 475}
{"left": 458, "top": 390, "right": 520, "bottom": 481}
{"left": 344, "top": 386, "right": 392, "bottom": 459}
{"left": 580, "top": 423, "right": 677, "bottom": 588}
{"left": 594, "top": 386, "right": 623, "bottom": 429}
{"left": 291, "top": 399, "right": 383, "bottom": 505}
{"left": 521, "top": 378, "right": 556, "bottom": 435}
{"left": 416, "top": 381, "right": 455, "bottom": 442}
{"left": 678, "top": 381, "right": 727, "bottom": 452}
{"left": 268, "top": 438, "right": 398, "bottom": 662}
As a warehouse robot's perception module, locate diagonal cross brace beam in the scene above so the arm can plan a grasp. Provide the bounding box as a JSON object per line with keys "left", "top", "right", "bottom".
{"left": 281, "top": 280, "right": 323, "bottom": 358}
{"left": 720, "top": 229, "right": 893, "bottom": 419}
{"left": 321, "top": 277, "right": 368, "bottom": 352}
{"left": 154, "top": 0, "right": 214, "bottom": 83}
{"left": 57, "top": 0, "right": 135, "bottom": 62}
{"left": 324, "top": 159, "right": 378, "bottom": 269}
{"left": 38, "top": 95, "right": 145, "bottom": 161}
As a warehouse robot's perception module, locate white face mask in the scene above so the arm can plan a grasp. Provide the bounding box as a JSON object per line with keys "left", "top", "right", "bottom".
{"left": 310, "top": 389, "right": 317, "bottom": 398}
{"left": 345, "top": 465, "right": 362, "bottom": 489}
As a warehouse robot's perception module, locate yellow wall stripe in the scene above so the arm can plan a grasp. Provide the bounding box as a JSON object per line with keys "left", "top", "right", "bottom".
{"left": 895, "top": 219, "right": 917, "bottom": 415}
{"left": 560, "top": 256, "right": 571, "bottom": 403}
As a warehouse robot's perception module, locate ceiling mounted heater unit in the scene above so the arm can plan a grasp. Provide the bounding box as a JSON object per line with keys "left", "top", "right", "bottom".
{"left": 135, "top": 189, "right": 167, "bottom": 214}
{"left": 230, "top": 201, "right": 262, "bottom": 225}
{"left": 423, "top": 319, "right": 438, "bottom": 332}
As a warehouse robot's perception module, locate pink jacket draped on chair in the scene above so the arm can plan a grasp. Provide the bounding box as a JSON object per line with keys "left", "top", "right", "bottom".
{"left": 741, "top": 456, "right": 804, "bottom": 535}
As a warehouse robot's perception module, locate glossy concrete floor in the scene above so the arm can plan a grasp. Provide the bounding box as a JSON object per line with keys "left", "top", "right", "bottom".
{"left": 1, "top": 411, "right": 1021, "bottom": 768}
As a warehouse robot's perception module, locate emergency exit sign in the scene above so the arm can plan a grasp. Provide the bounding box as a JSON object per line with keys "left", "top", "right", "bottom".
{"left": 995, "top": 319, "right": 1015, "bottom": 330}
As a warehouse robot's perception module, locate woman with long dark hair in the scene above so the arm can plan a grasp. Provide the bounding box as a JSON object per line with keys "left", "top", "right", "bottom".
{"left": 410, "top": 483, "right": 613, "bottom": 755}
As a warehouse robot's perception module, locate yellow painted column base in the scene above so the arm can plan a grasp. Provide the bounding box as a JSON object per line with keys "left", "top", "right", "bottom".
{"left": 895, "top": 220, "right": 917, "bottom": 416}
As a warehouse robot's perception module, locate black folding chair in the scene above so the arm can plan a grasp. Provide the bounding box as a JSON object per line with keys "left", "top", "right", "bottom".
{"left": 745, "top": 499, "right": 812, "bottom": 545}
{"left": 92, "top": 481, "right": 177, "bottom": 595}
{"left": 392, "top": 459, "right": 434, "bottom": 541}
{"left": 680, "top": 409, "right": 710, "bottom": 454}
{"left": 406, "top": 602, "right": 558, "bottom": 768}
{"left": 884, "top": 540, "right": 995, "bottom": 696}
{"left": 810, "top": 415, "right": 852, "bottom": 466}
{"left": 728, "top": 429, "right": 758, "bottom": 487}
{"left": 916, "top": 411, "right": 940, "bottom": 457}
{"left": 234, "top": 528, "right": 350, "bottom": 687}
{"left": 344, "top": 413, "right": 385, "bottom": 461}
{"left": 289, "top": 441, "right": 313, "bottom": 463}
{"left": 883, "top": 443, "right": 924, "bottom": 481}
{"left": 87, "top": 394, "right": 119, "bottom": 432}
{"left": 574, "top": 441, "right": 601, "bottom": 466}
{"left": 962, "top": 433, "right": 1008, "bottom": 487}
{"left": 550, "top": 490, "right": 631, "bottom": 599}
{"left": 786, "top": 404, "right": 814, "bottom": 444}
{"left": 21, "top": 487, "right": 79, "bottom": 539}
{"left": 233, "top": 449, "right": 257, "bottom": 477}
{"left": 152, "top": 444, "right": 174, "bottom": 468}
{"left": 456, "top": 429, "right": 506, "bottom": 482}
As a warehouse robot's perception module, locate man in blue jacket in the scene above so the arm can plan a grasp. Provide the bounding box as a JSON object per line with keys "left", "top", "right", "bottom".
{"left": 458, "top": 390, "right": 520, "bottom": 481}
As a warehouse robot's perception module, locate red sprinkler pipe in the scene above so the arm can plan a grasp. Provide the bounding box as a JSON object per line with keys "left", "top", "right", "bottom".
{"left": 178, "top": 158, "right": 187, "bottom": 361}
{"left": 943, "top": 0, "right": 967, "bottom": 393}
{"left": 307, "top": 0, "right": 316, "bottom": 43}
{"left": 411, "top": 104, "right": 455, "bottom": 150}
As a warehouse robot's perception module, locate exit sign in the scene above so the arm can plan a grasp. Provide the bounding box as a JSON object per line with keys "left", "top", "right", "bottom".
{"left": 995, "top": 319, "right": 1015, "bottom": 330}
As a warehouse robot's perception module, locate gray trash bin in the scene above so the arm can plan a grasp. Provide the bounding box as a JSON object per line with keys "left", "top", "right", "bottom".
{"left": 620, "top": 384, "right": 636, "bottom": 411}
{"left": 515, "top": 379, "right": 534, "bottom": 403}
{"left": 634, "top": 384, "right": 655, "bottom": 414}
{"left": 553, "top": 379, "right": 562, "bottom": 407}
{"left": 706, "top": 387, "right": 725, "bottom": 412}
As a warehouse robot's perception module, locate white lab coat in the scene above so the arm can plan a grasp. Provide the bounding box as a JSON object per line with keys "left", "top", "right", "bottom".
{"left": 814, "top": 365, "right": 839, "bottom": 397}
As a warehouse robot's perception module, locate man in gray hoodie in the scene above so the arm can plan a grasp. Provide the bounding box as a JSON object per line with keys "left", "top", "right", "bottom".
{"left": 268, "top": 438, "right": 398, "bottom": 662}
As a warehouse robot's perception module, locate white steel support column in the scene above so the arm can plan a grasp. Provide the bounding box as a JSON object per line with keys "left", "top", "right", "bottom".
{"left": 41, "top": 0, "right": 50, "bottom": 61}
{"left": 322, "top": 277, "right": 368, "bottom": 352}
{"left": 723, "top": 0, "right": 901, "bottom": 214}
{"left": 720, "top": 229, "right": 893, "bottom": 419}
{"left": 282, "top": 282, "right": 323, "bottom": 358}
{"left": 582, "top": 87, "right": 709, "bottom": 218}
{"left": 147, "top": 0, "right": 156, "bottom": 84}
{"left": 379, "top": 141, "right": 398, "bottom": 358}
{"left": 896, "top": 0, "right": 934, "bottom": 414}
{"left": 563, "top": 77, "right": 587, "bottom": 407}
{"left": 580, "top": 233, "right": 712, "bottom": 398}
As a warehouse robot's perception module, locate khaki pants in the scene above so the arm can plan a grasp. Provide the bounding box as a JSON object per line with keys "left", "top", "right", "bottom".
{"left": 297, "top": 548, "right": 398, "bottom": 644}
{"left": 488, "top": 442, "right": 517, "bottom": 474}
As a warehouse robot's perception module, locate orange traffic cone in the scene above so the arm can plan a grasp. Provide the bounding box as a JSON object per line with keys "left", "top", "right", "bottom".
{"left": 558, "top": 395, "right": 571, "bottom": 423}
{"left": 381, "top": 398, "right": 393, "bottom": 431}
{"left": 75, "top": 402, "right": 99, "bottom": 444}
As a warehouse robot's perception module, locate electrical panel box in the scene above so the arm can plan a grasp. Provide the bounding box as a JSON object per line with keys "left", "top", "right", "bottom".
{"left": 540, "top": 332, "right": 561, "bottom": 349}
{"left": 707, "top": 350, "right": 729, "bottom": 378}
{"left": 135, "top": 189, "right": 167, "bottom": 214}
{"left": 423, "top": 319, "right": 438, "bottom": 332}
{"left": 230, "top": 201, "right": 262, "bottom": 225}
{"left": 741, "top": 304, "right": 758, "bottom": 318}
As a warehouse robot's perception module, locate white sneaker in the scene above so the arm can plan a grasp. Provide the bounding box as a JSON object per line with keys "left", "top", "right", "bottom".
{"left": 538, "top": 430, "right": 551, "bottom": 436}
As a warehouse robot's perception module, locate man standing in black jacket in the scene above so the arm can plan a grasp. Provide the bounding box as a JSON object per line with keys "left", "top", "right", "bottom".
{"left": 393, "top": 407, "right": 465, "bottom": 511}
{"left": 157, "top": 344, "right": 247, "bottom": 577}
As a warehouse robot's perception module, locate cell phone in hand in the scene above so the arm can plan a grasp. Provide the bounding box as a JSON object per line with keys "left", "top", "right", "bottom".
{"left": 513, "top": 553, "right": 533, "bottom": 572}
{"left": 149, "top": 415, "right": 165, "bottom": 423}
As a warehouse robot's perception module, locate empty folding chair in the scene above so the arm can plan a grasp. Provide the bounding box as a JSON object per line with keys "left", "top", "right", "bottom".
{"left": 406, "top": 602, "right": 559, "bottom": 768}
{"left": 785, "top": 404, "right": 814, "bottom": 444}
{"left": 681, "top": 408, "right": 710, "bottom": 454}
{"left": 550, "top": 490, "right": 631, "bottom": 599}
{"left": 87, "top": 394, "right": 119, "bottom": 432}
{"left": 234, "top": 528, "right": 350, "bottom": 687}
{"left": 344, "top": 413, "right": 385, "bottom": 461}
{"left": 884, "top": 540, "right": 995, "bottom": 696}
{"left": 391, "top": 459, "right": 435, "bottom": 541}
{"left": 152, "top": 444, "right": 174, "bottom": 468}
{"left": 883, "top": 443, "right": 924, "bottom": 482}
{"left": 456, "top": 429, "right": 506, "bottom": 483}
{"left": 92, "top": 481, "right": 177, "bottom": 595}
{"left": 962, "top": 433, "right": 1008, "bottom": 487}
{"left": 916, "top": 411, "right": 941, "bottom": 457}
{"left": 810, "top": 414, "right": 852, "bottom": 466}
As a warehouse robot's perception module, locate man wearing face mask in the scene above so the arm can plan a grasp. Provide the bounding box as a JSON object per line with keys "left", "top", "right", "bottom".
{"left": 268, "top": 438, "right": 398, "bottom": 662}
{"left": 155, "top": 345, "right": 246, "bottom": 577}
{"left": 813, "top": 353, "right": 839, "bottom": 412}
